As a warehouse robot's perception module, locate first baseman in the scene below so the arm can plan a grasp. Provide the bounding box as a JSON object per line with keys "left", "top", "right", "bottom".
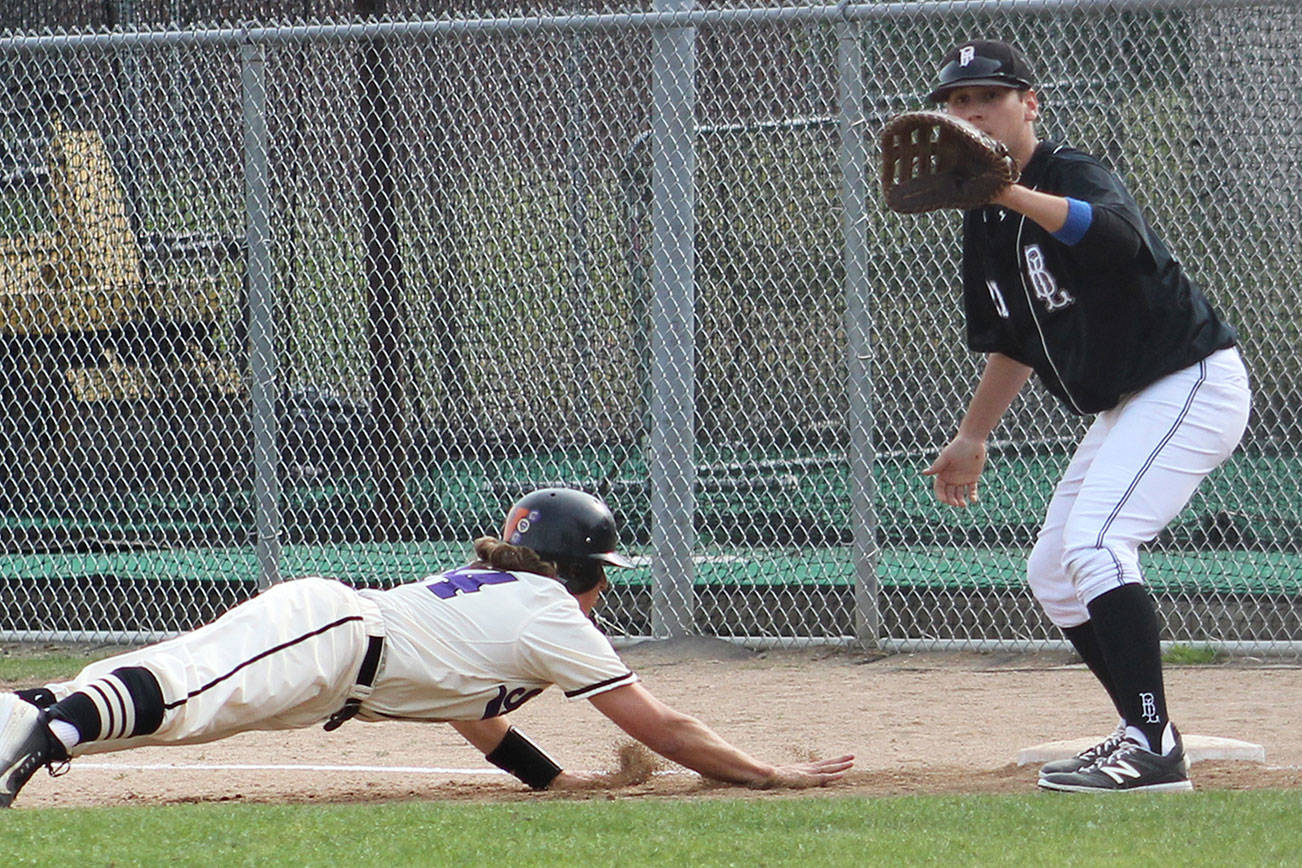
{"left": 920, "top": 40, "right": 1251, "bottom": 792}
{"left": 0, "top": 488, "right": 853, "bottom": 806}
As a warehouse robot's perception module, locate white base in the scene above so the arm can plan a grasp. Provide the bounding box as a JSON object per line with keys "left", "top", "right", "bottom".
{"left": 1017, "top": 734, "right": 1265, "bottom": 767}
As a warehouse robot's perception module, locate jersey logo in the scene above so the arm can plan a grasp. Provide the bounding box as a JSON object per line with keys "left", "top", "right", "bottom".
{"left": 986, "top": 279, "right": 1010, "bottom": 319}
{"left": 1023, "top": 244, "right": 1075, "bottom": 311}
{"left": 425, "top": 568, "right": 518, "bottom": 599}
{"left": 483, "top": 684, "right": 544, "bottom": 719}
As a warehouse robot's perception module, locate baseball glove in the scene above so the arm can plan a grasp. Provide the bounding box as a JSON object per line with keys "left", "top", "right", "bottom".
{"left": 879, "top": 110, "right": 1020, "bottom": 213}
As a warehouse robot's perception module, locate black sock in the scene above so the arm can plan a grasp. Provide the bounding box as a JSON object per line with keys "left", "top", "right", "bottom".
{"left": 1085, "top": 584, "right": 1170, "bottom": 753}
{"left": 48, "top": 666, "right": 165, "bottom": 744}
{"left": 1061, "top": 622, "right": 1125, "bottom": 719}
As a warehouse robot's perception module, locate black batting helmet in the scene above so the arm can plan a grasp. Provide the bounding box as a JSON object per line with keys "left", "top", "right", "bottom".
{"left": 502, "top": 488, "right": 633, "bottom": 569}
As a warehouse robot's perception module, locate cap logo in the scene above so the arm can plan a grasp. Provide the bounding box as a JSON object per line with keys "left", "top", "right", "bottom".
{"left": 959, "top": 45, "right": 976, "bottom": 66}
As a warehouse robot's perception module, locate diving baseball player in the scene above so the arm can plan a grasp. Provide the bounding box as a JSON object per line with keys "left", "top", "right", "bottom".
{"left": 0, "top": 488, "right": 853, "bottom": 806}
{"left": 919, "top": 40, "right": 1251, "bottom": 792}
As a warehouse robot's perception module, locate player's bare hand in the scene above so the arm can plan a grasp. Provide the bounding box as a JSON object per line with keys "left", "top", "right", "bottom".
{"left": 923, "top": 436, "right": 987, "bottom": 508}
{"left": 755, "top": 754, "right": 855, "bottom": 789}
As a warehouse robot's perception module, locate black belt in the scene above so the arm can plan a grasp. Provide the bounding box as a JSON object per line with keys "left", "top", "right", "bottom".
{"left": 324, "top": 634, "right": 384, "bottom": 732}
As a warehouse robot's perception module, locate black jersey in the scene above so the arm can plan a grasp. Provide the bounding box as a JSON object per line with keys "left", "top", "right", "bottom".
{"left": 962, "top": 140, "right": 1236, "bottom": 414}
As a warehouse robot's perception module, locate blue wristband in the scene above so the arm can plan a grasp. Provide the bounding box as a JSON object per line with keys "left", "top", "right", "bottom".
{"left": 1052, "top": 197, "right": 1093, "bottom": 245}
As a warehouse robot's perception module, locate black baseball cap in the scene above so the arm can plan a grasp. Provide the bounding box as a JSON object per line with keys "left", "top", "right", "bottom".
{"left": 928, "top": 39, "right": 1035, "bottom": 102}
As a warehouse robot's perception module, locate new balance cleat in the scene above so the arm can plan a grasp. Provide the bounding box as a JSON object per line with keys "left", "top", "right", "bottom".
{"left": 0, "top": 693, "right": 69, "bottom": 808}
{"left": 1039, "top": 721, "right": 1128, "bottom": 777}
{"left": 1038, "top": 735, "right": 1191, "bottom": 793}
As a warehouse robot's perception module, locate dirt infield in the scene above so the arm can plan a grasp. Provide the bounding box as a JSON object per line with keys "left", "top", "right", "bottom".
{"left": 9, "top": 641, "right": 1302, "bottom": 807}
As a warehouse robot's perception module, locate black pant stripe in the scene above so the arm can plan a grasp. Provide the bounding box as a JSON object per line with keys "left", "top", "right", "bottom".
{"left": 1093, "top": 360, "right": 1208, "bottom": 575}
{"left": 161, "top": 615, "right": 364, "bottom": 712}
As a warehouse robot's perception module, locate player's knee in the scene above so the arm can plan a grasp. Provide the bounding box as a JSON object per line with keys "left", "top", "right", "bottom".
{"left": 1027, "top": 535, "right": 1059, "bottom": 587}
{"left": 1062, "top": 541, "right": 1140, "bottom": 597}
{"left": 1026, "top": 537, "right": 1087, "bottom": 627}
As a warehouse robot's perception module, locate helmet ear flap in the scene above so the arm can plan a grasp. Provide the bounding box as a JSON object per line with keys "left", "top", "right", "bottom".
{"left": 554, "top": 558, "right": 606, "bottom": 594}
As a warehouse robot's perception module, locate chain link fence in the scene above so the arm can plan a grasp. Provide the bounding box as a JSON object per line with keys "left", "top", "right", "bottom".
{"left": 1, "top": 0, "right": 1298, "bottom": 651}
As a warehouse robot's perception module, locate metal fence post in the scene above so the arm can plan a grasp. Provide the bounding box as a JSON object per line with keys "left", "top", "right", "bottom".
{"left": 357, "top": 0, "right": 412, "bottom": 538}
{"left": 567, "top": 24, "right": 594, "bottom": 431}
{"left": 837, "top": 19, "right": 879, "bottom": 647}
{"left": 649, "top": 0, "right": 697, "bottom": 638}
{"left": 107, "top": 0, "right": 145, "bottom": 242}
{"left": 242, "top": 38, "right": 282, "bottom": 589}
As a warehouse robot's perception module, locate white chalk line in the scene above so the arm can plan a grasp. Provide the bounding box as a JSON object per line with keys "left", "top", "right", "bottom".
{"left": 74, "top": 762, "right": 509, "bottom": 775}
{"left": 73, "top": 762, "right": 687, "bottom": 777}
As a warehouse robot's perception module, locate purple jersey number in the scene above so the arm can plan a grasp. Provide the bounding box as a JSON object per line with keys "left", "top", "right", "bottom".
{"left": 425, "top": 568, "right": 518, "bottom": 599}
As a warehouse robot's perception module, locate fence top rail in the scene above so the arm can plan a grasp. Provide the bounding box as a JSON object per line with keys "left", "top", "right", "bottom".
{"left": 0, "top": 0, "right": 1290, "bottom": 52}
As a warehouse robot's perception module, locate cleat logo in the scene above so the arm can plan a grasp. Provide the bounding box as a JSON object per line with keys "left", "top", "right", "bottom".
{"left": 1101, "top": 758, "right": 1143, "bottom": 784}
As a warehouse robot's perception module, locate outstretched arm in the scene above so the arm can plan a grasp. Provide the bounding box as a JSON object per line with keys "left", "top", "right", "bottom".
{"left": 587, "top": 682, "right": 853, "bottom": 789}
{"left": 450, "top": 715, "right": 642, "bottom": 792}
{"left": 994, "top": 182, "right": 1144, "bottom": 263}
{"left": 450, "top": 716, "right": 511, "bottom": 753}
{"left": 451, "top": 717, "right": 574, "bottom": 789}
{"left": 924, "top": 353, "right": 1032, "bottom": 508}
{"left": 993, "top": 185, "right": 1069, "bottom": 233}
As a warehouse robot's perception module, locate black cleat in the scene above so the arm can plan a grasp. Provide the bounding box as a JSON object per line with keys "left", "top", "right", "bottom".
{"left": 0, "top": 693, "right": 69, "bottom": 808}
{"left": 14, "top": 687, "right": 57, "bottom": 709}
{"left": 1039, "top": 721, "right": 1127, "bottom": 777}
{"left": 1038, "top": 731, "right": 1191, "bottom": 793}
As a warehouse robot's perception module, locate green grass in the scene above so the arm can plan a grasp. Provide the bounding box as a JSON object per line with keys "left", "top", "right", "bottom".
{"left": 0, "top": 645, "right": 119, "bottom": 684}
{"left": 2, "top": 793, "right": 1302, "bottom": 866}
{"left": 1164, "top": 644, "right": 1227, "bottom": 665}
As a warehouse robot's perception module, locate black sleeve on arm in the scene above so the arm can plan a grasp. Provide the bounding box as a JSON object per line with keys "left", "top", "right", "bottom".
{"left": 1073, "top": 203, "right": 1144, "bottom": 263}
{"left": 1049, "top": 152, "right": 1147, "bottom": 265}
{"left": 485, "top": 726, "right": 564, "bottom": 790}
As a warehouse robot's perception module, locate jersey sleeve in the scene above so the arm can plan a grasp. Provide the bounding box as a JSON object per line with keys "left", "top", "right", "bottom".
{"left": 1049, "top": 156, "right": 1147, "bottom": 264}
{"left": 963, "top": 260, "right": 1005, "bottom": 353}
{"left": 517, "top": 603, "right": 639, "bottom": 700}
{"left": 961, "top": 212, "right": 1016, "bottom": 356}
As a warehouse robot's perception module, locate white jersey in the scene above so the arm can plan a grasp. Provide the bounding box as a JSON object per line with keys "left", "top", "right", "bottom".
{"left": 49, "top": 568, "right": 636, "bottom": 754}
{"left": 358, "top": 566, "right": 637, "bottom": 722}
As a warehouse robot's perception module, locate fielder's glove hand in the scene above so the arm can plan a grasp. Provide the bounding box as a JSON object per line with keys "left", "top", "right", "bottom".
{"left": 879, "top": 110, "right": 1020, "bottom": 213}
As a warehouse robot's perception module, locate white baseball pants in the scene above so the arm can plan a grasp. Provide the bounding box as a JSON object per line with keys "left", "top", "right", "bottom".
{"left": 1027, "top": 347, "right": 1251, "bottom": 627}
{"left": 54, "top": 576, "right": 384, "bottom": 755}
